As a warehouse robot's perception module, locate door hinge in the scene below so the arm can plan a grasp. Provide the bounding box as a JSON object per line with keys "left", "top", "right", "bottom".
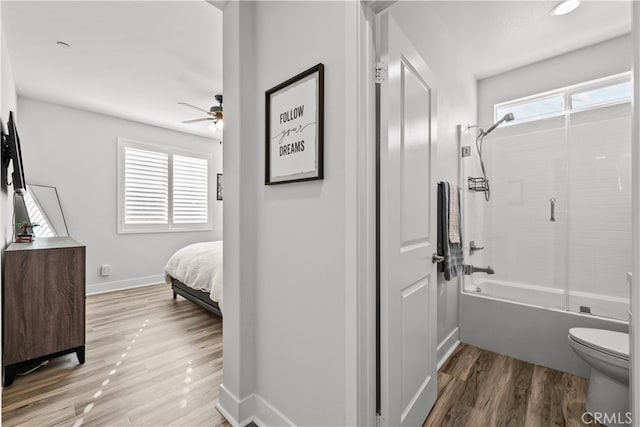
{"left": 375, "top": 62, "right": 386, "bottom": 84}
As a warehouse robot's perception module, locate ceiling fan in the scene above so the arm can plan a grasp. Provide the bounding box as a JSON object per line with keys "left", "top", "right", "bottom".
{"left": 179, "top": 94, "right": 223, "bottom": 130}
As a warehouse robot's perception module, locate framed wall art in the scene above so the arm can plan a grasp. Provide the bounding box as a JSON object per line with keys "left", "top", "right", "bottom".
{"left": 217, "top": 173, "right": 223, "bottom": 201}
{"left": 265, "top": 63, "right": 324, "bottom": 185}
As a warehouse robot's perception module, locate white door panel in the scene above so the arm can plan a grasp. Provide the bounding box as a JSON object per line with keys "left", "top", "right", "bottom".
{"left": 377, "top": 10, "right": 438, "bottom": 427}
{"left": 401, "top": 62, "right": 431, "bottom": 248}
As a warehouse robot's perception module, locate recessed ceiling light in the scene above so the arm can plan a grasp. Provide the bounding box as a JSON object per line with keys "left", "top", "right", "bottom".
{"left": 56, "top": 41, "right": 71, "bottom": 48}
{"left": 551, "top": 0, "right": 581, "bottom": 16}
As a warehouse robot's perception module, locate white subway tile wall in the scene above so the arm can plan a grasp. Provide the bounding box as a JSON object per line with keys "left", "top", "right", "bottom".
{"left": 462, "top": 103, "right": 631, "bottom": 320}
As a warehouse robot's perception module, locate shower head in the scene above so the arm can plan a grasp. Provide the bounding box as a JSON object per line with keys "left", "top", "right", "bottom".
{"left": 482, "top": 112, "right": 514, "bottom": 136}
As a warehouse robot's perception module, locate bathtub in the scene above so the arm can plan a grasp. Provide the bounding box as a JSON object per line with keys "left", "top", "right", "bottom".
{"left": 470, "top": 278, "right": 630, "bottom": 320}
{"left": 460, "top": 279, "right": 629, "bottom": 378}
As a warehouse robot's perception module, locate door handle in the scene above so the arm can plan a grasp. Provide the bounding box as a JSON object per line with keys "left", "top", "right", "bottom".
{"left": 550, "top": 198, "right": 556, "bottom": 222}
{"left": 432, "top": 253, "right": 444, "bottom": 264}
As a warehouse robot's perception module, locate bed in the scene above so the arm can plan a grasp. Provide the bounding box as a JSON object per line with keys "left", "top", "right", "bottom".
{"left": 164, "top": 241, "right": 223, "bottom": 317}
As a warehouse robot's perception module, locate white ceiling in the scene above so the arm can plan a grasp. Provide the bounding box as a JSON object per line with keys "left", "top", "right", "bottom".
{"left": 1, "top": 1, "right": 631, "bottom": 138}
{"left": 429, "top": 0, "right": 632, "bottom": 79}
{"left": 2, "top": 1, "right": 222, "bottom": 139}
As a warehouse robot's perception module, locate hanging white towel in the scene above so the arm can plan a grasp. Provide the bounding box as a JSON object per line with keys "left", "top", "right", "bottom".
{"left": 448, "top": 184, "right": 461, "bottom": 244}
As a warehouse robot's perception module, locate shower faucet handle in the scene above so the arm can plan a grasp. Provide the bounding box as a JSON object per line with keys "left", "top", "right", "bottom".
{"left": 470, "top": 241, "right": 484, "bottom": 254}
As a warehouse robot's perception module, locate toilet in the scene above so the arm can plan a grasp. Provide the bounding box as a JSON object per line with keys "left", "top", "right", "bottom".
{"left": 568, "top": 328, "right": 629, "bottom": 422}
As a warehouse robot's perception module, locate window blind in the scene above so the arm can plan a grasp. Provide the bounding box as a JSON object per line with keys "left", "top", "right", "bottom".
{"left": 172, "top": 155, "right": 208, "bottom": 224}
{"left": 123, "top": 146, "right": 169, "bottom": 225}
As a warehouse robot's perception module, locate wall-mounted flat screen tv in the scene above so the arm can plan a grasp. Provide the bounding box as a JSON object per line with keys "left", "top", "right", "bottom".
{"left": 2, "top": 111, "right": 26, "bottom": 194}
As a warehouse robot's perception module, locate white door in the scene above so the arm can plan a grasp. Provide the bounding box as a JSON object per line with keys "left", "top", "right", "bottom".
{"left": 377, "top": 10, "right": 438, "bottom": 427}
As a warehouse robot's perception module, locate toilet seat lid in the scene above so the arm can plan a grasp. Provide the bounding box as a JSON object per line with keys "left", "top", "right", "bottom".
{"left": 569, "top": 328, "right": 629, "bottom": 360}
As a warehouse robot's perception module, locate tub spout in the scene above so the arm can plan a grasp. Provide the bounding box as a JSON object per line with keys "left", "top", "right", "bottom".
{"left": 463, "top": 265, "right": 495, "bottom": 275}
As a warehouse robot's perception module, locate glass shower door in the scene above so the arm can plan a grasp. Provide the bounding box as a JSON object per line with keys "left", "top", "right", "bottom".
{"left": 461, "top": 118, "right": 569, "bottom": 310}
{"left": 566, "top": 103, "right": 632, "bottom": 320}
{"left": 482, "top": 121, "right": 568, "bottom": 309}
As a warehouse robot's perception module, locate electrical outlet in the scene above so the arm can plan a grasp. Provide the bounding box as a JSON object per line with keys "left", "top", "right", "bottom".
{"left": 101, "top": 264, "right": 112, "bottom": 277}
{"left": 461, "top": 146, "right": 471, "bottom": 157}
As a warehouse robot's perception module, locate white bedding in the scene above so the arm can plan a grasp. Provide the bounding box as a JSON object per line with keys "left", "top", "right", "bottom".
{"left": 164, "top": 241, "right": 223, "bottom": 312}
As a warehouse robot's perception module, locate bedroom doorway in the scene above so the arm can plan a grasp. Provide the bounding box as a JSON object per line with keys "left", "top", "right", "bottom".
{"left": 1, "top": 1, "right": 225, "bottom": 425}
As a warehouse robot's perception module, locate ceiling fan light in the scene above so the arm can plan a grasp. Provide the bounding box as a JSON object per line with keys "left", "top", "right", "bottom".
{"left": 216, "top": 119, "right": 224, "bottom": 131}
{"left": 551, "top": 0, "right": 580, "bottom": 16}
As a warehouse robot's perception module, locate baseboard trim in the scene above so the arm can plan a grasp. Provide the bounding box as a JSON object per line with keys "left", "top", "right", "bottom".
{"left": 437, "top": 327, "right": 460, "bottom": 370}
{"left": 86, "top": 275, "right": 165, "bottom": 295}
{"left": 252, "top": 393, "right": 296, "bottom": 427}
{"left": 217, "top": 384, "right": 297, "bottom": 427}
{"left": 215, "top": 403, "right": 237, "bottom": 427}
{"left": 217, "top": 384, "right": 246, "bottom": 427}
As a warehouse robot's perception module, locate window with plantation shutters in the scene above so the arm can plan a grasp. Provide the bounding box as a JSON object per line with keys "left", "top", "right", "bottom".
{"left": 124, "top": 147, "right": 169, "bottom": 226}
{"left": 117, "top": 138, "right": 213, "bottom": 233}
{"left": 173, "top": 155, "right": 208, "bottom": 224}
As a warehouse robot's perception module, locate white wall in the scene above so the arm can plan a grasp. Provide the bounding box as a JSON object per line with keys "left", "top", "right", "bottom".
{"left": 478, "top": 34, "right": 632, "bottom": 127}
{"left": 1, "top": 3, "right": 18, "bottom": 276}
{"left": 253, "top": 2, "right": 349, "bottom": 424}
{"left": 218, "top": 2, "right": 257, "bottom": 424}
{"left": 390, "top": 2, "right": 478, "bottom": 362}
{"left": 0, "top": 11, "right": 16, "bottom": 131}
{"left": 220, "top": 1, "right": 355, "bottom": 425}
{"left": 16, "top": 97, "right": 222, "bottom": 293}
{"left": 1, "top": 13, "right": 17, "bottom": 415}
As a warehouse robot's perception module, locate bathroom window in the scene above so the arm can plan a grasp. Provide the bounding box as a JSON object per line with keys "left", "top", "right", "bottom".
{"left": 495, "top": 72, "right": 632, "bottom": 126}
{"left": 495, "top": 95, "right": 564, "bottom": 126}
{"left": 570, "top": 79, "right": 632, "bottom": 111}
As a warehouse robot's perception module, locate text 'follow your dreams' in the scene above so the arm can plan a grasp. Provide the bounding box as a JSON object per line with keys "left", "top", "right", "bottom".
{"left": 275, "top": 105, "right": 314, "bottom": 157}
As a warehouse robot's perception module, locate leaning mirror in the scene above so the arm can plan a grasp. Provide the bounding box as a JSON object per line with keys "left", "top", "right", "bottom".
{"left": 24, "top": 184, "right": 69, "bottom": 237}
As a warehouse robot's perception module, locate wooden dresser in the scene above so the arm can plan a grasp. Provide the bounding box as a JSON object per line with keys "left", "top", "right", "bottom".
{"left": 3, "top": 237, "right": 86, "bottom": 386}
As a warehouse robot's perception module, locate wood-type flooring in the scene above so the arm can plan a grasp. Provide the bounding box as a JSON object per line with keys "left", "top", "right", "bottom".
{"left": 3, "top": 284, "right": 602, "bottom": 427}
{"left": 2, "top": 284, "right": 228, "bottom": 427}
{"left": 424, "top": 343, "right": 602, "bottom": 427}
